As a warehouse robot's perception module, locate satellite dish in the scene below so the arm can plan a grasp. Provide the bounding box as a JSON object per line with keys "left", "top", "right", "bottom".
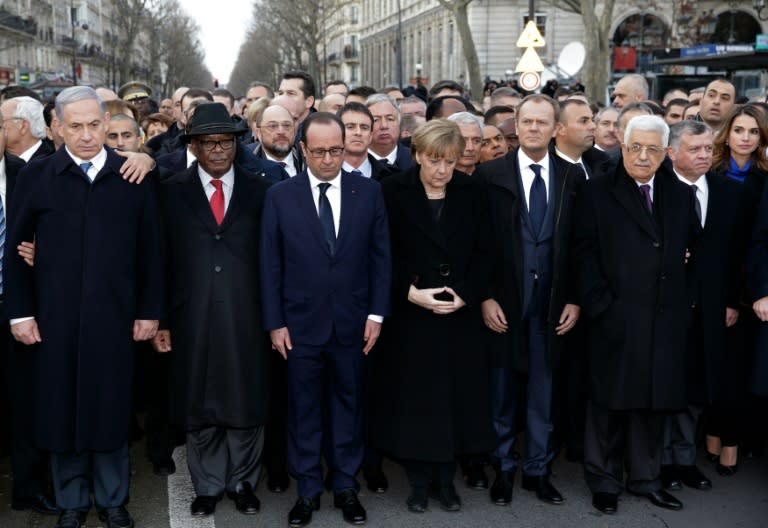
{"left": 557, "top": 42, "right": 586, "bottom": 77}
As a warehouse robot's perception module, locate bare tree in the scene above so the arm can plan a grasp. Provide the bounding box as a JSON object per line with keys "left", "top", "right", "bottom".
{"left": 436, "top": 0, "right": 482, "bottom": 100}
{"left": 112, "top": 0, "right": 152, "bottom": 85}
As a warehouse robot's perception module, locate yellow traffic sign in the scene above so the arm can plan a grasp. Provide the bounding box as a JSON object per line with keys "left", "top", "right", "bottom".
{"left": 515, "top": 47, "right": 545, "bottom": 72}
{"left": 517, "top": 20, "right": 546, "bottom": 48}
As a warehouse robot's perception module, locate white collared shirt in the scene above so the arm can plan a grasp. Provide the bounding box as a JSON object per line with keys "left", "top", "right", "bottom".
{"left": 369, "top": 145, "right": 398, "bottom": 166}
{"left": 0, "top": 156, "right": 7, "bottom": 211}
{"left": 18, "top": 140, "right": 42, "bottom": 163}
{"left": 674, "top": 170, "right": 709, "bottom": 226}
{"left": 342, "top": 159, "right": 373, "bottom": 178}
{"left": 199, "top": 164, "right": 235, "bottom": 212}
{"left": 554, "top": 146, "right": 589, "bottom": 179}
{"left": 307, "top": 169, "right": 341, "bottom": 236}
{"left": 265, "top": 151, "right": 297, "bottom": 177}
{"left": 65, "top": 146, "right": 107, "bottom": 181}
{"left": 518, "top": 149, "right": 550, "bottom": 210}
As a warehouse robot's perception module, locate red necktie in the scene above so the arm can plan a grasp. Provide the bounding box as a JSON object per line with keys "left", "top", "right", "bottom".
{"left": 210, "top": 179, "right": 224, "bottom": 225}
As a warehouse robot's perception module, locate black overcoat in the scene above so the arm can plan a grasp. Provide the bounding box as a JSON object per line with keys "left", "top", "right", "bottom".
{"left": 371, "top": 167, "right": 495, "bottom": 462}
{"left": 158, "top": 162, "right": 272, "bottom": 430}
{"left": 473, "top": 149, "right": 584, "bottom": 371}
{"left": 4, "top": 147, "right": 165, "bottom": 452}
{"left": 572, "top": 163, "right": 694, "bottom": 410}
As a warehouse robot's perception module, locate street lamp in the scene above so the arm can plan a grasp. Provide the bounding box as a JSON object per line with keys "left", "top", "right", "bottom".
{"left": 755, "top": 0, "right": 768, "bottom": 21}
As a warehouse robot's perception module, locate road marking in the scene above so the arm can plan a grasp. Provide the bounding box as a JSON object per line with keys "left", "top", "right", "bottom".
{"left": 169, "top": 446, "right": 216, "bottom": 528}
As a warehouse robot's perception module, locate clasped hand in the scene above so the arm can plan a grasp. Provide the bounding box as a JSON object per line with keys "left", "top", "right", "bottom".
{"left": 408, "top": 285, "right": 465, "bottom": 314}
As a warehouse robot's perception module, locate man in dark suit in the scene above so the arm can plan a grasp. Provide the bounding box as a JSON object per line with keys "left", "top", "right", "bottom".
{"left": 366, "top": 94, "right": 413, "bottom": 170}
{"left": 661, "top": 120, "right": 744, "bottom": 491}
{"left": 0, "top": 122, "right": 57, "bottom": 516}
{"left": 260, "top": 112, "right": 391, "bottom": 527}
{"left": 0, "top": 96, "right": 54, "bottom": 162}
{"left": 5, "top": 86, "right": 164, "bottom": 528}
{"left": 151, "top": 102, "right": 271, "bottom": 518}
{"left": 474, "top": 94, "right": 583, "bottom": 507}
{"left": 573, "top": 115, "right": 694, "bottom": 514}
{"left": 252, "top": 104, "right": 305, "bottom": 177}
{"left": 338, "top": 102, "right": 395, "bottom": 182}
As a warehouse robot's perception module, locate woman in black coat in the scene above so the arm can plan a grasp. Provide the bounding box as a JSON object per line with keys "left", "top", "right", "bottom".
{"left": 709, "top": 104, "right": 768, "bottom": 474}
{"left": 372, "top": 120, "right": 495, "bottom": 513}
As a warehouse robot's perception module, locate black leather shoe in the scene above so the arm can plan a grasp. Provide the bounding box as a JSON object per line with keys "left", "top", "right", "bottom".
{"left": 430, "top": 483, "right": 461, "bottom": 511}
{"left": 522, "top": 474, "right": 564, "bottom": 504}
{"left": 191, "top": 495, "right": 219, "bottom": 516}
{"left": 705, "top": 451, "right": 720, "bottom": 464}
{"left": 267, "top": 470, "right": 290, "bottom": 493}
{"left": 677, "top": 465, "right": 712, "bottom": 490}
{"left": 289, "top": 496, "right": 321, "bottom": 527}
{"left": 716, "top": 463, "right": 738, "bottom": 476}
{"left": 631, "top": 489, "right": 683, "bottom": 510}
{"left": 55, "top": 509, "right": 88, "bottom": 528}
{"left": 661, "top": 465, "right": 682, "bottom": 491}
{"left": 592, "top": 492, "right": 618, "bottom": 514}
{"left": 490, "top": 470, "right": 514, "bottom": 505}
{"left": 464, "top": 460, "right": 489, "bottom": 490}
{"left": 406, "top": 487, "right": 428, "bottom": 513}
{"left": 152, "top": 458, "right": 176, "bottom": 476}
{"left": 227, "top": 482, "right": 260, "bottom": 514}
{"left": 98, "top": 506, "right": 135, "bottom": 528}
{"left": 12, "top": 493, "right": 58, "bottom": 515}
{"left": 363, "top": 466, "right": 388, "bottom": 493}
{"left": 334, "top": 489, "right": 366, "bottom": 525}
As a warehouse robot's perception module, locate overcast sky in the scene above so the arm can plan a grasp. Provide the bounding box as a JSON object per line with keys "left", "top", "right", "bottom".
{"left": 181, "top": 0, "right": 253, "bottom": 85}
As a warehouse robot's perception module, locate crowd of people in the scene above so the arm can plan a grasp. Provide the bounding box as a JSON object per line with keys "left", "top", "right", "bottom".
{"left": 0, "top": 70, "right": 767, "bottom": 528}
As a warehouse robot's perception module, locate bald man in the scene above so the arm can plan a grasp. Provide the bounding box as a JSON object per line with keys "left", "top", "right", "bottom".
{"left": 612, "top": 74, "right": 649, "bottom": 110}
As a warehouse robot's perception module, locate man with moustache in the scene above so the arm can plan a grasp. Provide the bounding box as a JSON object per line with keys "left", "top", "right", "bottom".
{"left": 573, "top": 115, "right": 695, "bottom": 514}
{"left": 593, "top": 107, "right": 619, "bottom": 153}
{"left": 480, "top": 124, "right": 508, "bottom": 163}
{"left": 447, "top": 112, "right": 483, "bottom": 175}
{"left": 474, "top": 94, "right": 584, "bottom": 507}
{"left": 253, "top": 104, "right": 304, "bottom": 177}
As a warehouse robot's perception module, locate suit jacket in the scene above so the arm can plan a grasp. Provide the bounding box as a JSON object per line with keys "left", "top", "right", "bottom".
{"left": 260, "top": 170, "right": 391, "bottom": 346}
{"left": 371, "top": 142, "right": 413, "bottom": 172}
{"left": 27, "top": 140, "right": 55, "bottom": 161}
{"left": 158, "top": 162, "right": 272, "bottom": 429}
{"left": 369, "top": 154, "right": 396, "bottom": 182}
{"left": 474, "top": 148, "right": 585, "bottom": 371}
{"left": 4, "top": 147, "right": 164, "bottom": 451}
{"left": 252, "top": 143, "right": 305, "bottom": 175}
{"left": 573, "top": 162, "right": 695, "bottom": 410}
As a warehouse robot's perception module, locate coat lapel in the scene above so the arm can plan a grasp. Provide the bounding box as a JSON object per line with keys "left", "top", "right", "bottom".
{"left": 398, "top": 169, "right": 448, "bottom": 251}
{"left": 218, "top": 167, "right": 246, "bottom": 232}
{"left": 178, "top": 164, "right": 220, "bottom": 233}
{"left": 610, "top": 169, "right": 659, "bottom": 240}
{"left": 295, "top": 171, "right": 333, "bottom": 256}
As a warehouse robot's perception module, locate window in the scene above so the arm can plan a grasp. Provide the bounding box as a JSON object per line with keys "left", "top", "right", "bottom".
{"left": 522, "top": 13, "right": 547, "bottom": 40}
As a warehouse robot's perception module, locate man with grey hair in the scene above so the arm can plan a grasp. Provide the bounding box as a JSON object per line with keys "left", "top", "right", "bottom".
{"left": 5, "top": 85, "right": 164, "bottom": 528}
{"left": 0, "top": 96, "right": 53, "bottom": 161}
{"left": 661, "top": 120, "right": 744, "bottom": 493}
{"left": 573, "top": 114, "right": 695, "bottom": 515}
{"left": 367, "top": 93, "right": 412, "bottom": 170}
{"left": 593, "top": 107, "right": 619, "bottom": 152}
{"left": 447, "top": 111, "right": 483, "bottom": 175}
{"left": 612, "top": 74, "right": 649, "bottom": 110}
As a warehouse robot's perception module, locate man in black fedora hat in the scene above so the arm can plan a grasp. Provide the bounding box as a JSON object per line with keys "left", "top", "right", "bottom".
{"left": 151, "top": 102, "right": 272, "bottom": 518}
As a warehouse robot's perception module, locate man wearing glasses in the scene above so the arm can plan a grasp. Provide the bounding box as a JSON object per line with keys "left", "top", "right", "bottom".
{"left": 572, "top": 115, "right": 696, "bottom": 515}
{"left": 152, "top": 102, "right": 272, "bottom": 519}
{"left": 253, "top": 104, "right": 304, "bottom": 177}
{"left": 260, "top": 112, "right": 391, "bottom": 527}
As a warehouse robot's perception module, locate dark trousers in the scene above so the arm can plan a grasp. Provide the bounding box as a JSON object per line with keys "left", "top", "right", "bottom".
{"left": 264, "top": 355, "right": 288, "bottom": 481}
{"left": 584, "top": 401, "right": 663, "bottom": 494}
{"left": 2, "top": 308, "right": 50, "bottom": 500}
{"left": 287, "top": 334, "right": 363, "bottom": 498}
{"left": 51, "top": 442, "right": 130, "bottom": 511}
{"left": 491, "top": 315, "right": 554, "bottom": 476}
{"left": 662, "top": 404, "right": 704, "bottom": 466}
{"left": 403, "top": 459, "right": 456, "bottom": 489}
{"left": 186, "top": 426, "right": 264, "bottom": 496}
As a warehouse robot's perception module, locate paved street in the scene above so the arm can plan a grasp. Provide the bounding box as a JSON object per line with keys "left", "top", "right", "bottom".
{"left": 1, "top": 438, "right": 767, "bottom": 528}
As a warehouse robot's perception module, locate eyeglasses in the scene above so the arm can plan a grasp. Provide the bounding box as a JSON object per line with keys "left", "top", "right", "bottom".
{"left": 625, "top": 143, "right": 665, "bottom": 156}
{"left": 261, "top": 122, "right": 293, "bottom": 132}
{"left": 196, "top": 138, "right": 236, "bottom": 151}
{"left": 307, "top": 147, "right": 344, "bottom": 158}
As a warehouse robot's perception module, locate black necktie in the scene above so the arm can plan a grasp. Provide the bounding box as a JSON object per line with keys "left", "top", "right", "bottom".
{"left": 528, "top": 164, "right": 547, "bottom": 235}
{"left": 317, "top": 183, "right": 336, "bottom": 255}
{"left": 350, "top": 169, "right": 363, "bottom": 178}
{"left": 690, "top": 183, "right": 703, "bottom": 226}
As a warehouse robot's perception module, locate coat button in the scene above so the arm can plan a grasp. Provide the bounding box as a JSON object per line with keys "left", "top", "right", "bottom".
{"left": 215, "top": 234, "right": 221, "bottom": 240}
{"left": 661, "top": 274, "right": 666, "bottom": 280}
{"left": 652, "top": 241, "right": 660, "bottom": 248}
{"left": 214, "top": 265, "right": 222, "bottom": 272}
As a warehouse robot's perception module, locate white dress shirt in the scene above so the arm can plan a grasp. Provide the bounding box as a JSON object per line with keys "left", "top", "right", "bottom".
{"left": 18, "top": 140, "right": 42, "bottom": 163}
{"left": 65, "top": 146, "right": 107, "bottom": 181}
{"left": 674, "top": 171, "right": 709, "bottom": 227}
{"left": 306, "top": 169, "right": 382, "bottom": 323}
{"left": 554, "top": 147, "right": 589, "bottom": 179}
{"left": 186, "top": 148, "right": 197, "bottom": 168}
{"left": 518, "top": 149, "right": 550, "bottom": 211}
{"left": 0, "top": 156, "right": 7, "bottom": 211}
{"left": 199, "top": 164, "right": 235, "bottom": 213}
{"left": 369, "top": 145, "right": 398, "bottom": 166}
{"left": 266, "top": 151, "right": 297, "bottom": 177}
{"left": 342, "top": 159, "right": 373, "bottom": 178}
